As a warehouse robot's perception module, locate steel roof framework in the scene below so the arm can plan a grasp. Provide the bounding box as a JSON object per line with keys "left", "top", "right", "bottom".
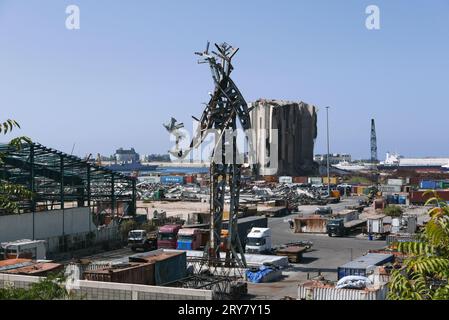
{"left": 0, "top": 143, "right": 136, "bottom": 216}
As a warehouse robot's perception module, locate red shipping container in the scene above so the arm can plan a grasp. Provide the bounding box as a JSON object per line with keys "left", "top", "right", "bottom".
{"left": 293, "top": 176, "right": 308, "bottom": 184}
{"left": 264, "top": 175, "right": 278, "bottom": 183}
{"left": 410, "top": 190, "right": 449, "bottom": 204}
{"left": 185, "top": 175, "right": 195, "bottom": 184}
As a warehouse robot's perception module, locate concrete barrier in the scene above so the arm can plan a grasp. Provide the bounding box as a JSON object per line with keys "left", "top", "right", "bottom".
{"left": 0, "top": 273, "right": 213, "bottom": 300}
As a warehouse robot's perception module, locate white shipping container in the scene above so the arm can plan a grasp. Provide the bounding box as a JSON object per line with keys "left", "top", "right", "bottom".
{"left": 138, "top": 176, "right": 160, "bottom": 184}
{"left": 380, "top": 185, "right": 401, "bottom": 193}
{"left": 279, "top": 176, "right": 293, "bottom": 184}
{"left": 368, "top": 218, "right": 385, "bottom": 234}
{"left": 308, "top": 177, "right": 323, "bottom": 184}
{"left": 388, "top": 179, "right": 404, "bottom": 186}
{"left": 298, "top": 284, "right": 388, "bottom": 300}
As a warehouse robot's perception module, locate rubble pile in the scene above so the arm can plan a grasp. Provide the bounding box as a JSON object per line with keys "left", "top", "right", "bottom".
{"left": 136, "top": 182, "right": 209, "bottom": 201}
{"left": 240, "top": 184, "right": 326, "bottom": 208}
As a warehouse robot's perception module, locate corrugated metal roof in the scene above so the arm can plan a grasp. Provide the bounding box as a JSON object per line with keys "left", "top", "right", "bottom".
{"left": 0, "top": 259, "right": 34, "bottom": 272}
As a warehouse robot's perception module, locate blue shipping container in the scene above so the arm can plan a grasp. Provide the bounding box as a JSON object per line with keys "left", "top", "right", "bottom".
{"left": 398, "top": 196, "right": 407, "bottom": 205}
{"left": 393, "top": 194, "right": 399, "bottom": 204}
{"left": 337, "top": 253, "right": 394, "bottom": 280}
{"left": 160, "top": 176, "right": 185, "bottom": 185}
{"left": 420, "top": 180, "right": 437, "bottom": 189}
{"left": 386, "top": 195, "right": 394, "bottom": 204}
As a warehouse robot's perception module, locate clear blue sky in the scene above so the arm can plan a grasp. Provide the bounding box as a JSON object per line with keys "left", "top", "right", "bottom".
{"left": 1, "top": 0, "right": 448, "bottom": 159}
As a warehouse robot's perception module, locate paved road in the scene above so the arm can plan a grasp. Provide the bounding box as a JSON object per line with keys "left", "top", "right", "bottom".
{"left": 60, "top": 196, "right": 387, "bottom": 300}
{"left": 247, "top": 197, "right": 387, "bottom": 300}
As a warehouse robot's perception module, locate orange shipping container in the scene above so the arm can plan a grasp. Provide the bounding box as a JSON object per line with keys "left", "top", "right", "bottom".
{"left": 293, "top": 177, "right": 308, "bottom": 184}
{"left": 264, "top": 175, "right": 278, "bottom": 183}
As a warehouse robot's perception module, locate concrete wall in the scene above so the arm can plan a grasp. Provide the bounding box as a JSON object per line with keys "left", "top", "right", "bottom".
{"left": 249, "top": 99, "right": 318, "bottom": 176}
{"left": 0, "top": 273, "right": 213, "bottom": 300}
{"left": 0, "top": 208, "right": 94, "bottom": 243}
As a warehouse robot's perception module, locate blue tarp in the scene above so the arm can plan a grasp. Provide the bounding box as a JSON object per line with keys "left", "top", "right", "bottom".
{"left": 246, "top": 266, "right": 276, "bottom": 284}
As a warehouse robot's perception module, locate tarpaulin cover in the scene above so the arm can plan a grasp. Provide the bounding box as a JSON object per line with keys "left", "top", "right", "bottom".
{"left": 246, "top": 266, "right": 276, "bottom": 284}
{"left": 336, "top": 276, "right": 373, "bottom": 289}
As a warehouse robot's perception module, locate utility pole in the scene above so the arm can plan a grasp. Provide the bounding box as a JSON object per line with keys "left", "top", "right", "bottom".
{"left": 326, "top": 106, "right": 331, "bottom": 197}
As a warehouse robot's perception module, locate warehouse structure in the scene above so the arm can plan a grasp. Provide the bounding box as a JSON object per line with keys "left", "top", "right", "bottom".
{"left": 0, "top": 142, "right": 137, "bottom": 217}
{"left": 249, "top": 99, "right": 318, "bottom": 177}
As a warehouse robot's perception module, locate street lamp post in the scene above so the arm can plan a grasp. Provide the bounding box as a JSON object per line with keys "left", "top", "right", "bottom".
{"left": 326, "top": 106, "right": 331, "bottom": 197}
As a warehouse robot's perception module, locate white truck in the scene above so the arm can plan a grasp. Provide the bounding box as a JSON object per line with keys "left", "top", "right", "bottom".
{"left": 245, "top": 228, "right": 272, "bottom": 254}
{"left": 0, "top": 239, "right": 47, "bottom": 260}
{"left": 127, "top": 230, "right": 157, "bottom": 252}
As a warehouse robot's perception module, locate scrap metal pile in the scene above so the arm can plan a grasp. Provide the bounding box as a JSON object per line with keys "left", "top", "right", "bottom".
{"left": 240, "top": 184, "right": 328, "bottom": 208}
{"left": 136, "top": 182, "right": 209, "bottom": 202}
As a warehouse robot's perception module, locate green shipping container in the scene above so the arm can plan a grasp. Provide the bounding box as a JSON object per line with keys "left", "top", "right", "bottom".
{"left": 442, "top": 182, "right": 449, "bottom": 189}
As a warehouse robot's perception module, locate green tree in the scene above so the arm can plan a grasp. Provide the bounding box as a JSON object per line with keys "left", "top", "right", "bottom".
{"left": 388, "top": 191, "right": 449, "bottom": 300}
{"left": 0, "top": 273, "right": 72, "bottom": 300}
{"left": 0, "top": 119, "right": 32, "bottom": 213}
{"left": 384, "top": 205, "right": 404, "bottom": 218}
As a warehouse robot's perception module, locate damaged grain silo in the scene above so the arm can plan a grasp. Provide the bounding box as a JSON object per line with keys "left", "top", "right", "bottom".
{"left": 248, "top": 99, "right": 318, "bottom": 177}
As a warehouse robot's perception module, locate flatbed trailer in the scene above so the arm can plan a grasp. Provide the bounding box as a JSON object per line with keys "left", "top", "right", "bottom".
{"left": 275, "top": 246, "right": 308, "bottom": 263}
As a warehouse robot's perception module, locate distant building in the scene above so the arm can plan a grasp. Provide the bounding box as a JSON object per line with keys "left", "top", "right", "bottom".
{"left": 115, "top": 148, "right": 139, "bottom": 164}
{"left": 249, "top": 99, "right": 318, "bottom": 176}
{"left": 314, "top": 153, "right": 352, "bottom": 165}
{"left": 140, "top": 154, "right": 171, "bottom": 163}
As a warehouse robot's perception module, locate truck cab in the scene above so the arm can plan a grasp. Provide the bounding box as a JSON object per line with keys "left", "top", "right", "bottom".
{"left": 245, "top": 228, "right": 272, "bottom": 254}
{"left": 326, "top": 218, "right": 345, "bottom": 237}
{"left": 177, "top": 228, "right": 208, "bottom": 251}
{"left": 0, "top": 240, "right": 47, "bottom": 260}
{"left": 157, "top": 225, "right": 182, "bottom": 249}
{"left": 127, "top": 230, "right": 157, "bottom": 252}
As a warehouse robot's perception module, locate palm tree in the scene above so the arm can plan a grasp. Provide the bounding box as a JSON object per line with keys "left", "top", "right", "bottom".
{"left": 388, "top": 191, "right": 449, "bottom": 300}
{"left": 0, "top": 119, "right": 32, "bottom": 212}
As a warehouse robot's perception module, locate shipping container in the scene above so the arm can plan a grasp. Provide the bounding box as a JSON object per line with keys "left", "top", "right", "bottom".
{"left": 298, "top": 283, "right": 388, "bottom": 300}
{"left": 410, "top": 190, "right": 449, "bottom": 204}
{"left": 337, "top": 253, "right": 394, "bottom": 280}
{"left": 128, "top": 251, "right": 187, "bottom": 286}
{"left": 184, "top": 175, "right": 196, "bottom": 184}
{"left": 398, "top": 195, "right": 407, "bottom": 205}
{"left": 279, "top": 176, "right": 293, "bottom": 184}
{"left": 420, "top": 180, "right": 437, "bottom": 190}
{"left": 264, "top": 175, "right": 278, "bottom": 183}
{"left": 83, "top": 262, "right": 155, "bottom": 285}
{"left": 359, "top": 186, "right": 368, "bottom": 195}
{"left": 138, "top": 176, "right": 160, "bottom": 184}
{"left": 323, "top": 177, "right": 338, "bottom": 185}
{"left": 386, "top": 234, "right": 420, "bottom": 246}
{"left": 293, "top": 176, "right": 308, "bottom": 184}
{"left": 160, "top": 175, "right": 185, "bottom": 185}
{"left": 388, "top": 179, "right": 404, "bottom": 186}
{"left": 442, "top": 181, "right": 449, "bottom": 189}
{"left": 409, "top": 177, "right": 421, "bottom": 186}
{"left": 308, "top": 177, "right": 323, "bottom": 185}
{"left": 380, "top": 185, "right": 402, "bottom": 193}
